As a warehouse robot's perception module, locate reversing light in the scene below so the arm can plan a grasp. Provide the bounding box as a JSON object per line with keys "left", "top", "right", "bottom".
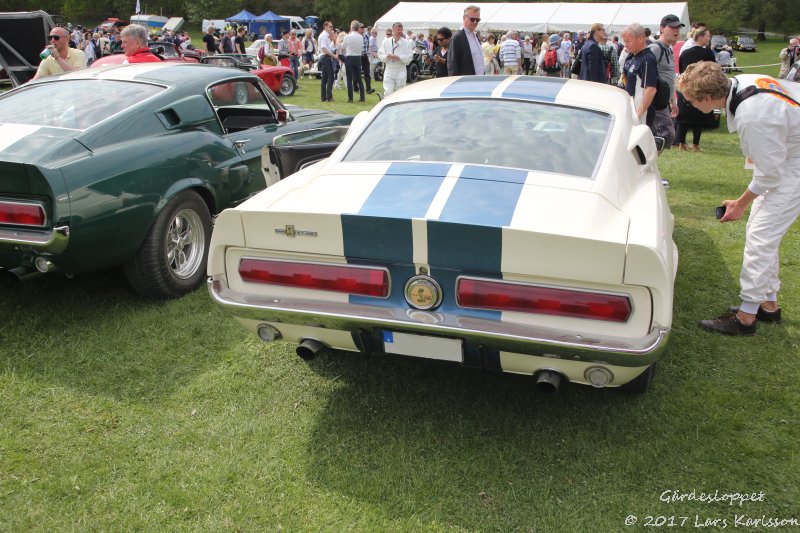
{"left": 457, "top": 278, "right": 631, "bottom": 322}
{"left": 239, "top": 258, "right": 389, "bottom": 297}
{"left": 585, "top": 366, "right": 614, "bottom": 387}
{"left": 0, "top": 201, "right": 46, "bottom": 227}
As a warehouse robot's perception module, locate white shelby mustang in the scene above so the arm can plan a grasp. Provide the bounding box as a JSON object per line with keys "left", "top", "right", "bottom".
{"left": 208, "top": 75, "right": 678, "bottom": 393}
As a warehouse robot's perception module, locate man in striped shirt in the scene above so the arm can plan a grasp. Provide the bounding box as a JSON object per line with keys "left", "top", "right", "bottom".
{"left": 499, "top": 31, "right": 521, "bottom": 75}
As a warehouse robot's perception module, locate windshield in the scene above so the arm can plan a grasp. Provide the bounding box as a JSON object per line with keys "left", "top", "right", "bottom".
{"left": 0, "top": 80, "right": 164, "bottom": 130}
{"left": 343, "top": 99, "right": 611, "bottom": 179}
{"left": 739, "top": 36, "right": 754, "bottom": 44}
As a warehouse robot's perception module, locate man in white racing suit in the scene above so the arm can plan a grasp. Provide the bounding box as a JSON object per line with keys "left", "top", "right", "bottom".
{"left": 678, "top": 62, "right": 800, "bottom": 335}
{"left": 378, "top": 22, "right": 414, "bottom": 97}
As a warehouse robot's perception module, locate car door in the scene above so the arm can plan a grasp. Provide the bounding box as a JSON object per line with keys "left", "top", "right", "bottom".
{"left": 263, "top": 126, "right": 349, "bottom": 185}
{"left": 207, "top": 78, "right": 283, "bottom": 202}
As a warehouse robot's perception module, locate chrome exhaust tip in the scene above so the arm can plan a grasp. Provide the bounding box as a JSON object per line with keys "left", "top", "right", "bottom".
{"left": 535, "top": 370, "right": 564, "bottom": 392}
{"left": 296, "top": 338, "right": 326, "bottom": 361}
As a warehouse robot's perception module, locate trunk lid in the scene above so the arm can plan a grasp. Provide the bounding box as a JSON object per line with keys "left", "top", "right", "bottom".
{"left": 236, "top": 161, "right": 629, "bottom": 285}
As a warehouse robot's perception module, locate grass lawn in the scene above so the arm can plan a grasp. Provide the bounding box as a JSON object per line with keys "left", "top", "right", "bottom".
{"left": 1, "top": 39, "right": 799, "bottom": 531}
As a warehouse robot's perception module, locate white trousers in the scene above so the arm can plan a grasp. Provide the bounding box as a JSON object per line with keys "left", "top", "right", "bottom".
{"left": 740, "top": 159, "right": 800, "bottom": 306}
{"left": 383, "top": 69, "right": 407, "bottom": 96}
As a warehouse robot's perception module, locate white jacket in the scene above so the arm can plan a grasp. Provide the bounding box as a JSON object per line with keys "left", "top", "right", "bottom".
{"left": 378, "top": 36, "right": 414, "bottom": 75}
{"left": 727, "top": 74, "right": 800, "bottom": 195}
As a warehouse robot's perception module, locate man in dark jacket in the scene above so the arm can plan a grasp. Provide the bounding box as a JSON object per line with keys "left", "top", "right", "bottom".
{"left": 579, "top": 23, "right": 608, "bottom": 83}
{"left": 447, "top": 5, "right": 484, "bottom": 76}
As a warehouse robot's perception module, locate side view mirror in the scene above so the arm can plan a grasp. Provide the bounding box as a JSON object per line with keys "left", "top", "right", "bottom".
{"left": 276, "top": 109, "right": 288, "bottom": 122}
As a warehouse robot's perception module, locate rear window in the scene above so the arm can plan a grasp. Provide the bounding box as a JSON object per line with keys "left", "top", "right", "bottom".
{"left": 0, "top": 79, "right": 164, "bottom": 130}
{"left": 343, "top": 98, "right": 612, "bottom": 179}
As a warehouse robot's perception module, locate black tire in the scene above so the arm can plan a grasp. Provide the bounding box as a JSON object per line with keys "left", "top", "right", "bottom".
{"left": 124, "top": 190, "right": 212, "bottom": 299}
{"left": 373, "top": 63, "right": 384, "bottom": 81}
{"left": 279, "top": 74, "right": 297, "bottom": 96}
{"left": 619, "top": 364, "right": 656, "bottom": 394}
{"left": 407, "top": 62, "right": 419, "bottom": 83}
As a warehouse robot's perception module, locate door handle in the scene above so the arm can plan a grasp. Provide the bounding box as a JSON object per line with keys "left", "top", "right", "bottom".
{"left": 233, "top": 139, "right": 251, "bottom": 150}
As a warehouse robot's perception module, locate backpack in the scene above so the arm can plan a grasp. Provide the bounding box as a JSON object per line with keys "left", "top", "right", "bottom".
{"left": 543, "top": 48, "right": 559, "bottom": 72}
{"left": 651, "top": 42, "right": 672, "bottom": 109}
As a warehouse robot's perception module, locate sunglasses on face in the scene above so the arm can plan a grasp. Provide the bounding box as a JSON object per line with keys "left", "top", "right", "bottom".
{"left": 436, "top": 37, "right": 448, "bottom": 41}
{"left": 49, "top": 35, "right": 61, "bottom": 40}
{"left": 466, "top": 17, "right": 481, "bottom": 23}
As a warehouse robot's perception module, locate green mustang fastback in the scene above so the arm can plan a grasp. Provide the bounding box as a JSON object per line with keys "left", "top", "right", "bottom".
{"left": 0, "top": 62, "right": 352, "bottom": 298}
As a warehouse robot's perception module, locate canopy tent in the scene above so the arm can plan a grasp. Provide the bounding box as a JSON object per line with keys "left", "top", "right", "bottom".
{"left": 226, "top": 9, "right": 259, "bottom": 33}
{"left": 253, "top": 11, "right": 290, "bottom": 38}
{"left": 374, "top": 2, "right": 689, "bottom": 37}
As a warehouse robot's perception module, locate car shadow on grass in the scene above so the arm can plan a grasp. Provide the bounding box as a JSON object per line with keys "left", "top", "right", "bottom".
{"left": 0, "top": 268, "right": 234, "bottom": 403}
{"left": 295, "top": 223, "right": 797, "bottom": 529}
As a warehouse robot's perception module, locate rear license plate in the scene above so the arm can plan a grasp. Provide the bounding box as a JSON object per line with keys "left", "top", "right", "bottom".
{"left": 382, "top": 331, "right": 463, "bottom": 363}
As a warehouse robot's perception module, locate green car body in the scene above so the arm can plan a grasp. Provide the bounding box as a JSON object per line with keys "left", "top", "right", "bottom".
{"left": 0, "top": 63, "right": 352, "bottom": 297}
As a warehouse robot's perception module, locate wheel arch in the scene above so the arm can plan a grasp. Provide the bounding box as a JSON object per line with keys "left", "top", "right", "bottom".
{"left": 158, "top": 178, "right": 218, "bottom": 216}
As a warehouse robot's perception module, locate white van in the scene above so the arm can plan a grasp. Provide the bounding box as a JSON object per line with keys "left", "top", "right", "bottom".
{"left": 202, "top": 19, "right": 225, "bottom": 33}
{"left": 283, "top": 16, "right": 307, "bottom": 33}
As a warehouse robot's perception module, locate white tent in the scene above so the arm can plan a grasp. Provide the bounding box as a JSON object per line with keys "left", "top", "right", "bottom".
{"left": 374, "top": 2, "right": 689, "bottom": 37}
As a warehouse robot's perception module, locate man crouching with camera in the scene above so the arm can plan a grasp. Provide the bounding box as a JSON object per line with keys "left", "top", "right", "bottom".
{"left": 677, "top": 62, "right": 800, "bottom": 335}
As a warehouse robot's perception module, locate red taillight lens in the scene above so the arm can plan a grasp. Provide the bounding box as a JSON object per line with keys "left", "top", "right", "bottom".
{"left": 239, "top": 259, "right": 389, "bottom": 297}
{"left": 457, "top": 278, "right": 631, "bottom": 323}
{"left": 0, "top": 201, "right": 46, "bottom": 227}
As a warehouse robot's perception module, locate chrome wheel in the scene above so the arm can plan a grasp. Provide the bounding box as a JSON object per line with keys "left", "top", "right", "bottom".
{"left": 165, "top": 208, "right": 205, "bottom": 279}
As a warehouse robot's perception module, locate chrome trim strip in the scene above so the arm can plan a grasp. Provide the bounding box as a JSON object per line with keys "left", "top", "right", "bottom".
{"left": 209, "top": 276, "right": 670, "bottom": 367}
{"left": 0, "top": 225, "right": 69, "bottom": 254}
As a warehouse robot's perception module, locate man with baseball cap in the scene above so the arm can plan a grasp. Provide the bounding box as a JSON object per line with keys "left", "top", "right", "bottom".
{"left": 648, "top": 14, "right": 685, "bottom": 148}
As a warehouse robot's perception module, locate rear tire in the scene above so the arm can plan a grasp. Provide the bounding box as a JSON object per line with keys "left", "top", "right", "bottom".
{"left": 124, "top": 190, "right": 211, "bottom": 299}
{"left": 279, "top": 74, "right": 297, "bottom": 96}
{"left": 619, "top": 364, "right": 656, "bottom": 394}
{"left": 407, "top": 62, "right": 419, "bottom": 83}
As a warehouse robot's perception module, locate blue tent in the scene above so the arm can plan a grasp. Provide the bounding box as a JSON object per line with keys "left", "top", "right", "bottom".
{"left": 226, "top": 10, "right": 258, "bottom": 33}
{"left": 253, "top": 11, "right": 290, "bottom": 38}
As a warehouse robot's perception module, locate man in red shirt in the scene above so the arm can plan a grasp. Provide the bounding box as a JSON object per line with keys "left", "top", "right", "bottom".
{"left": 121, "top": 25, "right": 161, "bottom": 64}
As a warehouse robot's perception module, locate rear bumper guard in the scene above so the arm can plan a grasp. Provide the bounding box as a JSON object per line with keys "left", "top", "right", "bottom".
{"left": 0, "top": 225, "right": 70, "bottom": 254}
{"left": 208, "top": 275, "right": 670, "bottom": 367}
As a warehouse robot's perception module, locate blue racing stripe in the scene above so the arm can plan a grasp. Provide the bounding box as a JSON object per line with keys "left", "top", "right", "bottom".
{"left": 501, "top": 76, "right": 567, "bottom": 102}
{"left": 357, "top": 162, "right": 448, "bottom": 219}
{"left": 438, "top": 170, "right": 525, "bottom": 227}
{"left": 440, "top": 76, "right": 507, "bottom": 97}
{"left": 460, "top": 165, "right": 528, "bottom": 184}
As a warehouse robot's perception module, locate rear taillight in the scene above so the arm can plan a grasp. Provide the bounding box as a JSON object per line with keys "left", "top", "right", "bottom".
{"left": 239, "top": 259, "right": 389, "bottom": 297}
{"left": 0, "top": 201, "right": 46, "bottom": 227}
{"left": 457, "top": 278, "right": 631, "bottom": 323}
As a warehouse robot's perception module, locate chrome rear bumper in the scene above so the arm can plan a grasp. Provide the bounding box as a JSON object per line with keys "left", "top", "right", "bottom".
{"left": 208, "top": 275, "right": 670, "bottom": 367}
{"left": 0, "top": 225, "right": 70, "bottom": 254}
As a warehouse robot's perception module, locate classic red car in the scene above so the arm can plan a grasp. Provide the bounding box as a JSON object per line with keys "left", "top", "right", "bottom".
{"left": 200, "top": 54, "right": 296, "bottom": 97}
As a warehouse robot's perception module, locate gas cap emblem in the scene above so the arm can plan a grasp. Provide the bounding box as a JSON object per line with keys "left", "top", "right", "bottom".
{"left": 404, "top": 275, "right": 443, "bottom": 310}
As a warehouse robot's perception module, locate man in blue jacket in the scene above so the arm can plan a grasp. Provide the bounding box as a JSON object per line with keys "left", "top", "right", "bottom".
{"left": 579, "top": 23, "right": 608, "bottom": 84}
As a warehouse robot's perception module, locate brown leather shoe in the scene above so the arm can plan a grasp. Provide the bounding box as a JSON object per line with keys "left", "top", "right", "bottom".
{"left": 727, "top": 306, "right": 782, "bottom": 323}
{"left": 699, "top": 312, "right": 757, "bottom": 336}
{"left": 689, "top": 144, "right": 702, "bottom": 152}
{"left": 677, "top": 143, "right": 687, "bottom": 151}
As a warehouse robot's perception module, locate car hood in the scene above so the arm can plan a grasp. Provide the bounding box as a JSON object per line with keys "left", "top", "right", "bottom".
{"left": 0, "top": 123, "right": 89, "bottom": 165}
{"left": 231, "top": 161, "right": 630, "bottom": 284}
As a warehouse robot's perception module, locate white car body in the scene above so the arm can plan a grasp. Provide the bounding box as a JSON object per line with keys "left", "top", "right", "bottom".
{"left": 246, "top": 39, "right": 265, "bottom": 58}
{"left": 208, "top": 75, "right": 678, "bottom": 392}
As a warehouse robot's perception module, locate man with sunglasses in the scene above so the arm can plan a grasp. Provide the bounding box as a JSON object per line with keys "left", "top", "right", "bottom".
{"left": 33, "top": 26, "right": 86, "bottom": 80}
{"left": 447, "top": 5, "right": 484, "bottom": 76}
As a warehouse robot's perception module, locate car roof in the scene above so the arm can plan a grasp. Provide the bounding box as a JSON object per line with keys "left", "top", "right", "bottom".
{"left": 43, "top": 62, "right": 254, "bottom": 88}
{"left": 382, "top": 75, "right": 631, "bottom": 116}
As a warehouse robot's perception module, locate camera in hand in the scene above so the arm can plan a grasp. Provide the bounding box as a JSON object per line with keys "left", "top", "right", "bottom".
{"left": 715, "top": 205, "right": 726, "bottom": 219}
